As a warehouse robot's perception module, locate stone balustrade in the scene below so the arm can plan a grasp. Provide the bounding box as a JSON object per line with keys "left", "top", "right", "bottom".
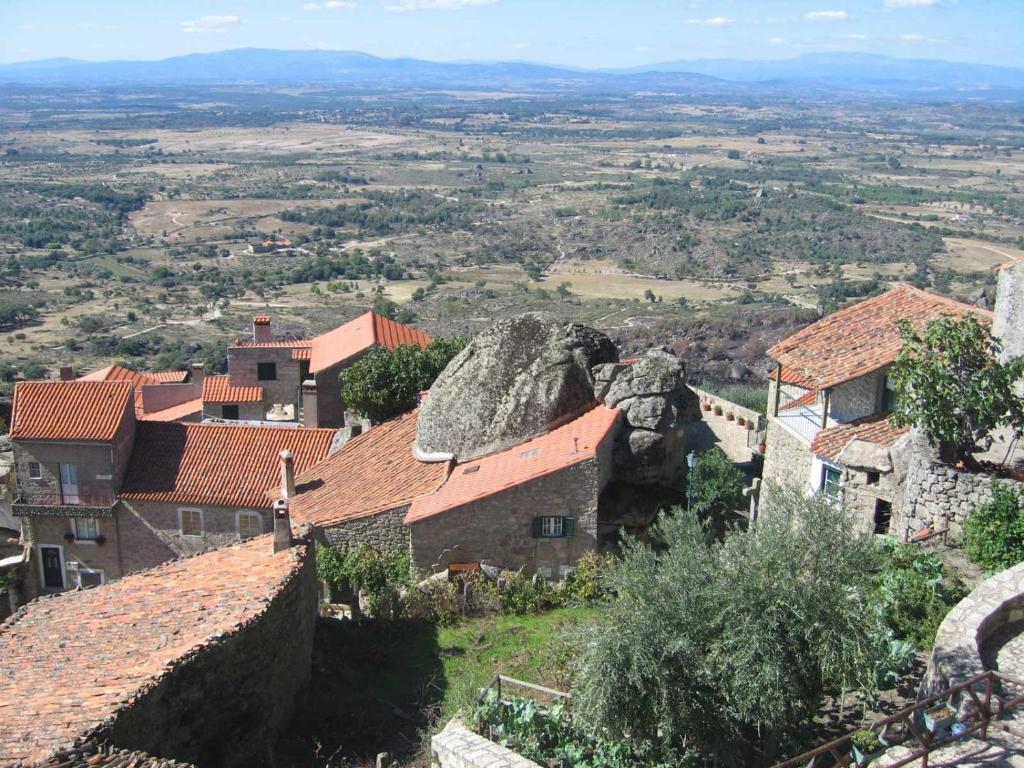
{"left": 432, "top": 718, "right": 541, "bottom": 768}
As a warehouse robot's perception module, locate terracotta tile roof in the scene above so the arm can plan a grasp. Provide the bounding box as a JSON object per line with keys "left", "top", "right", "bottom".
{"left": 10, "top": 381, "right": 134, "bottom": 442}
{"left": 406, "top": 405, "right": 621, "bottom": 524}
{"left": 138, "top": 397, "right": 203, "bottom": 422}
{"left": 0, "top": 536, "right": 306, "bottom": 766}
{"left": 120, "top": 422, "right": 334, "bottom": 509}
{"left": 291, "top": 347, "right": 312, "bottom": 361}
{"left": 767, "top": 366, "right": 817, "bottom": 390}
{"left": 287, "top": 409, "right": 450, "bottom": 527}
{"left": 309, "top": 311, "right": 432, "bottom": 374}
{"left": 233, "top": 339, "right": 313, "bottom": 349}
{"left": 768, "top": 285, "right": 991, "bottom": 391}
{"left": 150, "top": 370, "right": 190, "bottom": 383}
{"left": 810, "top": 413, "right": 910, "bottom": 461}
{"left": 80, "top": 363, "right": 186, "bottom": 388}
{"left": 202, "top": 374, "right": 264, "bottom": 404}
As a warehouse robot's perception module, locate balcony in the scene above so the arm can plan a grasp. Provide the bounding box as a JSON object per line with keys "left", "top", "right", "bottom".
{"left": 773, "top": 382, "right": 835, "bottom": 446}
{"left": 12, "top": 492, "right": 117, "bottom": 518}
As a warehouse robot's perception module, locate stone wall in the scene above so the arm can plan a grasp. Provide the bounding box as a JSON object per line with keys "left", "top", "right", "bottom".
{"left": 761, "top": 417, "right": 815, "bottom": 496}
{"left": 98, "top": 543, "right": 318, "bottom": 767}
{"left": 432, "top": 719, "right": 540, "bottom": 768}
{"left": 895, "top": 454, "right": 1024, "bottom": 541}
{"left": 921, "top": 559, "right": 1024, "bottom": 698}
{"left": 690, "top": 386, "right": 763, "bottom": 428}
{"left": 993, "top": 259, "right": 1024, "bottom": 364}
{"left": 227, "top": 346, "right": 304, "bottom": 415}
{"left": 828, "top": 370, "right": 884, "bottom": 423}
{"left": 409, "top": 454, "right": 607, "bottom": 577}
{"left": 323, "top": 505, "right": 410, "bottom": 553}
{"left": 122, "top": 499, "right": 273, "bottom": 557}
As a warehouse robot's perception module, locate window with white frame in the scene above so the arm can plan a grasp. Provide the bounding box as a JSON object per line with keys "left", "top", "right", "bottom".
{"left": 73, "top": 517, "right": 99, "bottom": 541}
{"left": 77, "top": 567, "right": 104, "bottom": 589}
{"left": 541, "top": 516, "right": 564, "bottom": 537}
{"left": 237, "top": 512, "right": 262, "bottom": 540}
{"left": 27, "top": 461, "right": 42, "bottom": 480}
{"left": 179, "top": 508, "right": 204, "bottom": 537}
{"left": 821, "top": 465, "right": 842, "bottom": 499}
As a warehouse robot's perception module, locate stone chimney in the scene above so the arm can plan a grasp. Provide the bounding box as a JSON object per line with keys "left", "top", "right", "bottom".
{"left": 272, "top": 498, "right": 292, "bottom": 554}
{"left": 279, "top": 449, "right": 296, "bottom": 500}
{"left": 190, "top": 362, "right": 205, "bottom": 391}
{"left": 253, "top": 315, "right": 273, "bottom": 344}
{"left": 301, "top": 380, "right": 318, "bottom": 428}
{"left": 59, "top": 365, "right": 74, "bottom": 381}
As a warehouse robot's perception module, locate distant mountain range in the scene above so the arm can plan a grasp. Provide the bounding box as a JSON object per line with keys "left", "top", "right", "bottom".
{"left": 2, "top": 49, "right": 1022, "bottom": 98}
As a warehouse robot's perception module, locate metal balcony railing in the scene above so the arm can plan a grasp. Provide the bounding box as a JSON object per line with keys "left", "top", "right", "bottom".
{"left": 15, "top": 492, "right": 117, "bottom": 508}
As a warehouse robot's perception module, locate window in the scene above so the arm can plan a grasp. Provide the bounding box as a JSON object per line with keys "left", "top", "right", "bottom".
{"left": 221, "top": 404, "right": 240, "bottom": 420}
{"left": 866, "top": 471, "right": 880, "bottom": 486}
{"left": 59, "top": 463, "right": 79, "bottom": 505}
{"left": 882, "top": 375, "right": 898, "bottom": 413}
{"left": 77, "top": 568, "right": 104, "bottom": 589}
{"left": 73, "top": 518, "right": 99, "bottom": 541}
{"left": 27, "top": 461, "right": 42, "bottom": 480}
{"left": 874, "top": 499, "right": 893, "bottom": 535}
{"left": 237, "top": 512, "right": 262, "bottom": 540}
{"left": 532, "top": 516, "right": 576, "bottom": 539}
{"left": 821, "top": 465, "right": 842, "bottom": 499}
{"left": 179, "top": 508, "right": 204, "bottom": 537}
{"left": 257, "top": 362, "right": 277, "bottom": 381}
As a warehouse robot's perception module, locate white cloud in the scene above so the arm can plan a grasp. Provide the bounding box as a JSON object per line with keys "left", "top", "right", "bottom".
{"left": 179, "top": 15, "right": 242, "bottom": 33}
{"left": 383, "top": 0, "right": 497, "bottom": 11}
{"left": 885, "top": 0, "right": 940, "bottom": 7}
{"left": 841, "top": 33, "right": 869, "bottom": 40}
{"left": 899, "top": 33, "right": 947, "bottom": 43}
{"left": 805, "top": 10, "right": 849, "bottom": 20}
{"left": 303, "top": 1, "right": 356, "bottom": 9}
{"left": 686, "top": 16, "right": 734, "bottom": 26}
{"left": 510, "top": 42, "right": 529, "bottom": 49}
{"left": 768, "top": 36, "right": 786, "bottom": 45}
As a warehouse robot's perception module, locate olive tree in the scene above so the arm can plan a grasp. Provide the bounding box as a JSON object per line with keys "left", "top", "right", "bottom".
{"left": 889, "top": 315, "right": 1024, "bottom": 463}
{"left": 571, "top": 485, "right": 884, "bottom": 765}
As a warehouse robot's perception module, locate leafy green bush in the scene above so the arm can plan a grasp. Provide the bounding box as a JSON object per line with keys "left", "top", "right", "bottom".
{"left": 964, "top": 481, "right": 1024, "bottom": 572}
{"left": 500, "top": 570, "right": 561, "bottom": 616}
{"left": 688, "top": 447, "right": 745, "bottom": 529}
{"left": 872, "top": 539, "right": 967, "bottom": 649}
{"left": 703, "top": 385, "right": 768, "bottom": 414}
{"left": 316, "top": 543, "right": 410, "bottom": 616}
{"left": 401, "top": 571, "right": 501, "bottom": 626}
{"left": 561, "top": 552, "right": 615, "bottom": 604}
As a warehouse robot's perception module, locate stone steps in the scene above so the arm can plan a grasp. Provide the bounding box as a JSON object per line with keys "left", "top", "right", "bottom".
{"left": 873, "top": 715, "right": 1024, "bottom": 767}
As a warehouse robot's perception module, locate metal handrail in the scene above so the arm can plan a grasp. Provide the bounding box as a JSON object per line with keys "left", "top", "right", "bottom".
{"left": 772, "top": 670, "right": 1024, "bottom": 768}
{"left": 476, "top": 673, "right": 572, "bottom": 705}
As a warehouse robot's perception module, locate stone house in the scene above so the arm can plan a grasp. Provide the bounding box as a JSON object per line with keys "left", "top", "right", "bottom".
{"left": 205, "top": 311, "right": 431, "bottom": 427}
{"left": 761, "top": 284, "right": 992, "bottom": 533}
{"left": 287, "top": 403, "right": 620, "bottom": 578}
{"left": 8, "top": 380, "right": 334, "bottom": 602}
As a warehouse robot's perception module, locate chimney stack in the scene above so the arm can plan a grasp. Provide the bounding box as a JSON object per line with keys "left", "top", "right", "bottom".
{"left": 272, "top": 498, "right": 292, "bottom": 554}
{"left": 253, "top": 315, "right": 273, "bottom": 344}
{"left": 59, "top": 365, "right": 74, "bottom": 381}
{"left": 190, "top": 362, "right": 205, "bottom": 391}
{"left": 279, "top": 449, "right": 296, "bottom": 500}
{"left": 301, "top": 379, "right": 319, "bottom": 428}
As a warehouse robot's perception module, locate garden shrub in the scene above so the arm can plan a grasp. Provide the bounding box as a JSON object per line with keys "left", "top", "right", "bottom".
{"left": 560, "top": 551, "right": 615, "bottom": 604}
{"left": 963, "top": 481, "right": 1024, "bottom": 573}
{"left": 500, "top": 570, "right": 562, "bottom": 616}
{"left": 316, "top": 543, "right": 411, "bottom": 617}
{"left": 401, "top": 571, "right": 502, "bottom": 625}
{"left": 872, "top": 538, "right": 967, "bottom": 650}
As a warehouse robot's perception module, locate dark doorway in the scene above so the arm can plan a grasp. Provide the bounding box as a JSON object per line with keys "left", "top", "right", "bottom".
{"left": 40, "top": 545, "right": 64, "bottom": 589}
{"left": 874, "top": 499, "right": 893, "bottom": 535}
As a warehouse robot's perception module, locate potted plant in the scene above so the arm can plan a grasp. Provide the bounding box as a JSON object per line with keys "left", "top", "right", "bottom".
{"left": 850, "top": 729, "right": 885, "bottom": 765}
{"left": 924, "top": 703, "right": 956, "bottom": 734}
{"left": 725, "top": 411, "right": 735, "bottom": 422}
{"left": 702, "top": 401, "right": 712, "bottom": 412}
{"left": 757, "top": 441, "right": 767, "bottom": 454}
{"left": 95, "top": 534, "right": 107, "bottom": 546}
{"left": 736, "top": 416, "right": 746, "bottom": 427}
{"left": 63, "top": 532, "right": 75, "bottom": 543}
{"left": 713, "top": 404, "right": 723, "bottom": 416}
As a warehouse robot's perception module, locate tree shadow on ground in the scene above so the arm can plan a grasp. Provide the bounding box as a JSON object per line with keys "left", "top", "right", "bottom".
{"left": 274, "top": 617, "right": 445, "bottom": 768}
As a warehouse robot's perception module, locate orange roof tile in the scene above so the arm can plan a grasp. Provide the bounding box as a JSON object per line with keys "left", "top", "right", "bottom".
{"left": 767, "top": 366, "right": 817, "bottom": 389}
{"left": 287, "top": 409, "right": 450, "bottom": 528}
{"left": 149, "top": 370, "right": 189, "bottom": 383}
{"left": 233, "top": 339, "right": 313, "bottom": 349}
{"left": 80, "top": 363, "right": 186, "bottom": 388}
{"left": 202, "top": 374, "right": 264, "bottom": 404}
{"left": 406, "top": 406, "right": 621, "bottom": 524}
{"left": 809, "top": 413, "right": 910, "bottom": 461}
{"left": 121, "top": 422, "right": 334, "bottom": 509}
{"left": 138, "top": 397, "right": 203, "bottom": 422}
{"left": 10, "top": 381, "right": 134, "bottom": 442}
{"left": 309, "top": 311, "right": 432, "bottom": 374}
{"left": 0, "top": 536, "right": 305, "bottom": 766}
{"left": 291, "top": 347, "right": 312, "bottom": 361}
{"left": 769, "top": 285, "right": 991, "bottom": 390}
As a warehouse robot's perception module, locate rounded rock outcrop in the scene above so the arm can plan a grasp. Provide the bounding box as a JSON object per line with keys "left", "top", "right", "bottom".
{"left": 415, "top": 313, "right": 618, "bottom": 462}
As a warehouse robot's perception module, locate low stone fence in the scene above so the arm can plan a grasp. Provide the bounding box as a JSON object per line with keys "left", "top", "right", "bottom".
{"left": 898, "top": 457, "right": 1024, "bottom": 542}
{"left": 922, "top": 560, "right": 1024, "bottom": 698}
{"left": 690, "top": 386, "right": 764, "bottom": 429}
{"left": 432, "top": 718, "right": 541, "bottom": 768}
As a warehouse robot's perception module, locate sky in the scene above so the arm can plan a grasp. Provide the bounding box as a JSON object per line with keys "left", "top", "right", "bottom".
{"left": 4, "top": 0, "right": 1023, "bottom": 68}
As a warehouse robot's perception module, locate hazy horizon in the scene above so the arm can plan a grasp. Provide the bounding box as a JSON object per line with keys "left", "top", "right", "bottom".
{"left": 4, "top": 0, "right": 1023, "bottom": 69}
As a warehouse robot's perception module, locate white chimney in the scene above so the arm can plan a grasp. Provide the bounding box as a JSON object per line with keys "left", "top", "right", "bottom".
{"left": 279, "top": 449, "right": 296, "bottom": 500}
{"left": 272, "top": 498, "right": 291, "bottom": 554}
{"left": 190, "top": 362, "right": 205, "bottom": 391}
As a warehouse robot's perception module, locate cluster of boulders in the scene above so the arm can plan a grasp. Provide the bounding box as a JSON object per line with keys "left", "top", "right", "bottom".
{"left": 594, "top": 349, "right": 700, "bottom": 488}
{"left": 416, "top": 312, "right": 698, "bottom": 489}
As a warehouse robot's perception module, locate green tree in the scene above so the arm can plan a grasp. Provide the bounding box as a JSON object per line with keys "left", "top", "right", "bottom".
{"left": 688, "top": 447, "right": 745, "bottom": 529}
{"left": 888, "top": 315, "right": 1024, "bottom": 462}
{"left": 340, "top": 337, "right": 466, "bottom": 422}
{"left": 372, "top": 295, "right": 398, "bottom": 319}
{"left": 571, "top": 485, "right": 884, "bottom": 764}
{"left": 963, "top": 481, "right": 1024, "bottom": 572}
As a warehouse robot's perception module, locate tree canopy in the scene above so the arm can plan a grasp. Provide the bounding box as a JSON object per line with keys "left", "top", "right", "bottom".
{"left": 570, "top": 485, "right": 885, "bottom": 764}
{"left": 339, "top": 337, "right": 466, "bottom": 423}
{"left": 888, "top": 314, "right": 1024, "bottom": 462}
{"left": 689, "top": 447, "right": 745, "bottom": 529}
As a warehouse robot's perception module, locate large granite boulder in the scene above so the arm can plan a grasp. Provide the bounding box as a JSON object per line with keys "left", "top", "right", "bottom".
{"left": 595, "top": 347, "right": 701, "bottom": 487}
{"left": 415, "top": 313, "right": 618, "bottom": 461}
